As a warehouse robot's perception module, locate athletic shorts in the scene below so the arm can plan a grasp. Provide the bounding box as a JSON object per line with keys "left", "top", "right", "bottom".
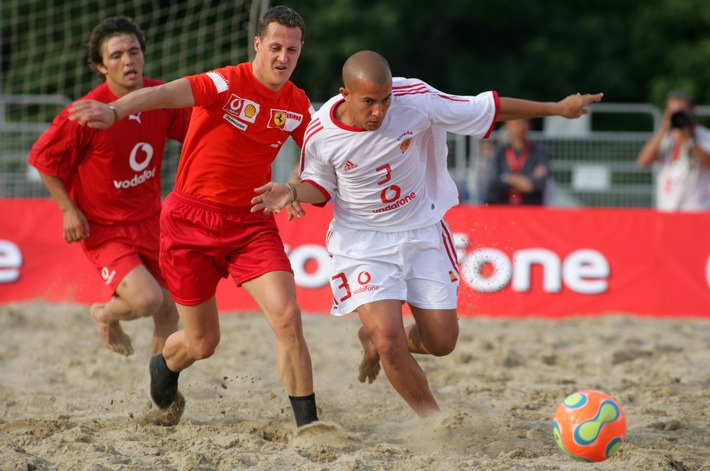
{"left": 326, "top": 220, "right": 460, "bottom": 316}
{"left": 81, "top": 212, "right": 166, "bottom": 293}
{"left": 160, "top": 190, "right": 293, "bottom": 306}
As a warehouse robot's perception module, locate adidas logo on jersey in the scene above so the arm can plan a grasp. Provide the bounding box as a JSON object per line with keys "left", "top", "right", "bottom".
{"left": 344, "top": 160, "right": 358, "bottom": 171}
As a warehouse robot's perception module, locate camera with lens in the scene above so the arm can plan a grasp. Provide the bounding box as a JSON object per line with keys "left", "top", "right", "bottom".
{"left": 670, "top": 109, "right": 694, "bottom": 130}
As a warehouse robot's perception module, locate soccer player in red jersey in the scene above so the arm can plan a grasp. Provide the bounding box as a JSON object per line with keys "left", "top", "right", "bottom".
{"left": 29, "top": 17, "right": 191, "bottom": 357}
{"left": 68, "top": 6, "right": 319, "bottom": 428}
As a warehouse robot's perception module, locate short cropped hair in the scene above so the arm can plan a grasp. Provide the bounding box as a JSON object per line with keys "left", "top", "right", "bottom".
{"left": 87, "top": 17, "right": 146, "bottom": 79}
{"left": 258, "top": 5, "right": 305, "bottom": 41}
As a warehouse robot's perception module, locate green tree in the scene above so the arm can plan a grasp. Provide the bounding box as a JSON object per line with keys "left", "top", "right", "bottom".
{"left": 630, "top": 0, "right": 710, "bottom": 106}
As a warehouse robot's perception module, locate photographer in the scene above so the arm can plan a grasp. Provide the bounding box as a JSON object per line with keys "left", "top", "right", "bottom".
{"left": 637, "top": 90, "right": 710, "bottom": 211}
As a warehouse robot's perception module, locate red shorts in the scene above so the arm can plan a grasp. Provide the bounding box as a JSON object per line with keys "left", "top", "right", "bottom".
{"left": 81, "top": 212, "right": 166, "bottom": 293}
{"left": 160, "top": 191, "right": 293, "bottom": 306}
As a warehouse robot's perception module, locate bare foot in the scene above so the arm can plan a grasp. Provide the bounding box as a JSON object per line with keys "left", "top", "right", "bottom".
{"left": 357, "top": 326, "right": 381, "bottom": 384}
{"left": 91, "top": 303, "right": 133, "bottom": 356}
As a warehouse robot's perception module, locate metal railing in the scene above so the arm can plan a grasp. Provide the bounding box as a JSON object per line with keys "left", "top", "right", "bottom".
{"left": 1, "top": 96, "right": 673, "bottom": 207}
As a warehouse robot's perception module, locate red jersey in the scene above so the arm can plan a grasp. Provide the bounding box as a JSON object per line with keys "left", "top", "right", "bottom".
{"left": 179, "top": 62, "right": 313, "bottom": 206}
{"left": 28, "top": 79, "right": 191, "bottom": 224}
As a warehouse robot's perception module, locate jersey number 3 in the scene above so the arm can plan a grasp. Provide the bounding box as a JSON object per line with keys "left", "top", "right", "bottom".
{"left": 376, "top": 164, "right": 401, "bottom": 203}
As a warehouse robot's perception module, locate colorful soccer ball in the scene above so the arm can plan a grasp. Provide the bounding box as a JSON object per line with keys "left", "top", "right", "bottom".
{"left": 553, "top": 389, "right": 626, "bottom": 462}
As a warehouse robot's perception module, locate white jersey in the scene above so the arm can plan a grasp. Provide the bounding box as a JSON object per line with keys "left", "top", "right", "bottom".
{"left": 657, "top": 125, "right": 710, "bottom": 211}
{"left": 300, "top": 78, "right": 499, "bottom": 231}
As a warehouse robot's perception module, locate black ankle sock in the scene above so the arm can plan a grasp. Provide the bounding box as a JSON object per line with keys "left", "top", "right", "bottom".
{"left": 289, "top": 393, "right": 319, "bottom": 427}
{"left": 150, "top": 353, "right": 180, "bottom": 409}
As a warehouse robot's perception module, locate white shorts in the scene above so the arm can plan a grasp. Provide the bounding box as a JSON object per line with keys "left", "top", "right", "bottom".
{"left": 326, "top": 220, "right": 460, "bottom": 316}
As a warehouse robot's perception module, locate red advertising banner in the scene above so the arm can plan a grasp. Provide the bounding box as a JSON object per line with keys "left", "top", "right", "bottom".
{"left": 2, "top": 199, "right": 709, "bottom": 317}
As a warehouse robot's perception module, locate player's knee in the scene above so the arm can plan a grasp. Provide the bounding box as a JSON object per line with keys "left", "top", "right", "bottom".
{"left": 190, "top": 334, "right": 220, "bottom": 360}
{"left": 371, "top": 332, "right": 408, "bottom": 360}
{"left": 425, "top": 328, "right": 459, "bottom": 357}
{"left": 132, "top": 289, "right": 164, "bottom": 318}
{"left": 270, "top": 304, "right": 304, "bottom": 340}
{"left": 427, "top": 338, "right": 457, "bottom": 357}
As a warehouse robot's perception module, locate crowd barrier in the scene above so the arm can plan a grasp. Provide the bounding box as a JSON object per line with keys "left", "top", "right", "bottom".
{"left": 2, "top": 199, "right": 708, "bottom": 318}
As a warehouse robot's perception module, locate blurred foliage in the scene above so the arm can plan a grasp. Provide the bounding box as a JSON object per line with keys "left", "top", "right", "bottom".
{"left": 2, "top": 0, "right": 710, "bottom": 109}
{"left": 287, "top": 0, "right": 710, "bottom": 108}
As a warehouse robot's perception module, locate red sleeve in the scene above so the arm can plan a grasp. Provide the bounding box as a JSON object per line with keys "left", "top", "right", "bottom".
{"left": 483, "top": 91, "right": 500, "bottom": 139}
{"left": 186, "top": 69, "right": 229, "bottom": 109}
{"left": 167, "top": 107, "right": 192, "bottom": 143}
{"left": 28, "top": 108, "right": 90, "bottom": 179}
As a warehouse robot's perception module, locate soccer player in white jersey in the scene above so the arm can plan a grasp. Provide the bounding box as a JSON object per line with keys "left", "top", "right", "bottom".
{"left": 252, "top": 50, "right": 603, "bottom": 419}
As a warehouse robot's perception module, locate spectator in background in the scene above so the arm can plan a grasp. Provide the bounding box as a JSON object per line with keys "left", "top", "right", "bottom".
{"left": 485, "top": 118, "right": 551, "bottom": 205}
{"left": 28, "top": 17, "right": 190, "bottom": 357}
{"left": 637, "top": 90, "right": 710, "bottom": 211}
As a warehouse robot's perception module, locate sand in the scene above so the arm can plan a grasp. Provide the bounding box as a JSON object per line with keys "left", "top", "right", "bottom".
{"left": 1, "top": 302, "right": 709, "bottom": 470}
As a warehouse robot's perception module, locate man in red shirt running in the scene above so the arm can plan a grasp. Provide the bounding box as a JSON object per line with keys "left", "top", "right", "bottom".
{"left": 29, "top": 17, "right": 191, "bottom": 357}
{"left": 68, "top": 6, "right": 319, "bottom": 428}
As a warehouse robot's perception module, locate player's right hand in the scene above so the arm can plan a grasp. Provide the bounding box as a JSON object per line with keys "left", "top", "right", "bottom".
{"left": 251, "top": 182, "right": 293, "bottom": 215}
{"left": 284, "top": 201, "right": 306, "bottom": 221}
{"left": 68, "top": 100, "right": 115, "bottom": 129}
{"left": 63, "top": 207, "right": 90, "bottom": 243}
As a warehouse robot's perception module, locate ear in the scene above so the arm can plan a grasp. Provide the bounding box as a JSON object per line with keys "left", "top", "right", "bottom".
{"left": 95, "top": 63, "right": 108, "bottom": 76}
{"left": 339, "top": 87, "right": 349, "bottom": 101}
{"left": 253, "top": 36, "right": 260, "bottom": 53}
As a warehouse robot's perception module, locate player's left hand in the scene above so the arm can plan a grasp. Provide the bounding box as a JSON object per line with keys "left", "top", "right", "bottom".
{"left": 558, "top": 92, "right": 604, "bottom": 118}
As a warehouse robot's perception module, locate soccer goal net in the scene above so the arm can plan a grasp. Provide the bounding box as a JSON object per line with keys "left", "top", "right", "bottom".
{"left": 1, "top": 0, "right": 267, "bottom": 197}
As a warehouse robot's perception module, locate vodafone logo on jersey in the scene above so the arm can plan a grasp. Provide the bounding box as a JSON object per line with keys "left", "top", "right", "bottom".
{"left": 129, "top": 143, "right": 154, "bottom": 172}
{"left": 224, "top": 94, "right": 260, "bottom": 124}
{"left": 113, "top": 142, "right": 156, "bottom": 189}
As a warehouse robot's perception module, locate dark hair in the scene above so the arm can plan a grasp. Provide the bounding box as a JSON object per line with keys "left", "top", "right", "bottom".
{"left": 257, "top": 5, "right": 305, "bottom": 41}
{"left": 87, "top": 17, "right": 146, "bottom": 79}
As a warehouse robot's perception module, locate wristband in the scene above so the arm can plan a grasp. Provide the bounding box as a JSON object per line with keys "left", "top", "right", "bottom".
{"left": 107, "top": 103, "right": 119, "bottom": 122}
{"left": 285, "top": 182, "right": 298, "bottom": 203}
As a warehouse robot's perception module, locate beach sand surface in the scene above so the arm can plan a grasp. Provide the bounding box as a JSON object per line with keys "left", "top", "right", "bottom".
{"left": 1, "top": 302, "right": 709, "bottom": 470}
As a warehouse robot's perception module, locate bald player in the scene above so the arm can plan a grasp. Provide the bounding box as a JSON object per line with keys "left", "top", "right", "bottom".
{"left": 252, "top": 50, "right": 603, "bottom": 419}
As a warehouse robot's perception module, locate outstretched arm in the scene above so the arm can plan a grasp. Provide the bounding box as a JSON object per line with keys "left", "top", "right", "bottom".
{"left": 68, "top": 78, "right": 194, "bottom": 129}
{"left": 497, "top": 93, "right": 603, "bottom": 122}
